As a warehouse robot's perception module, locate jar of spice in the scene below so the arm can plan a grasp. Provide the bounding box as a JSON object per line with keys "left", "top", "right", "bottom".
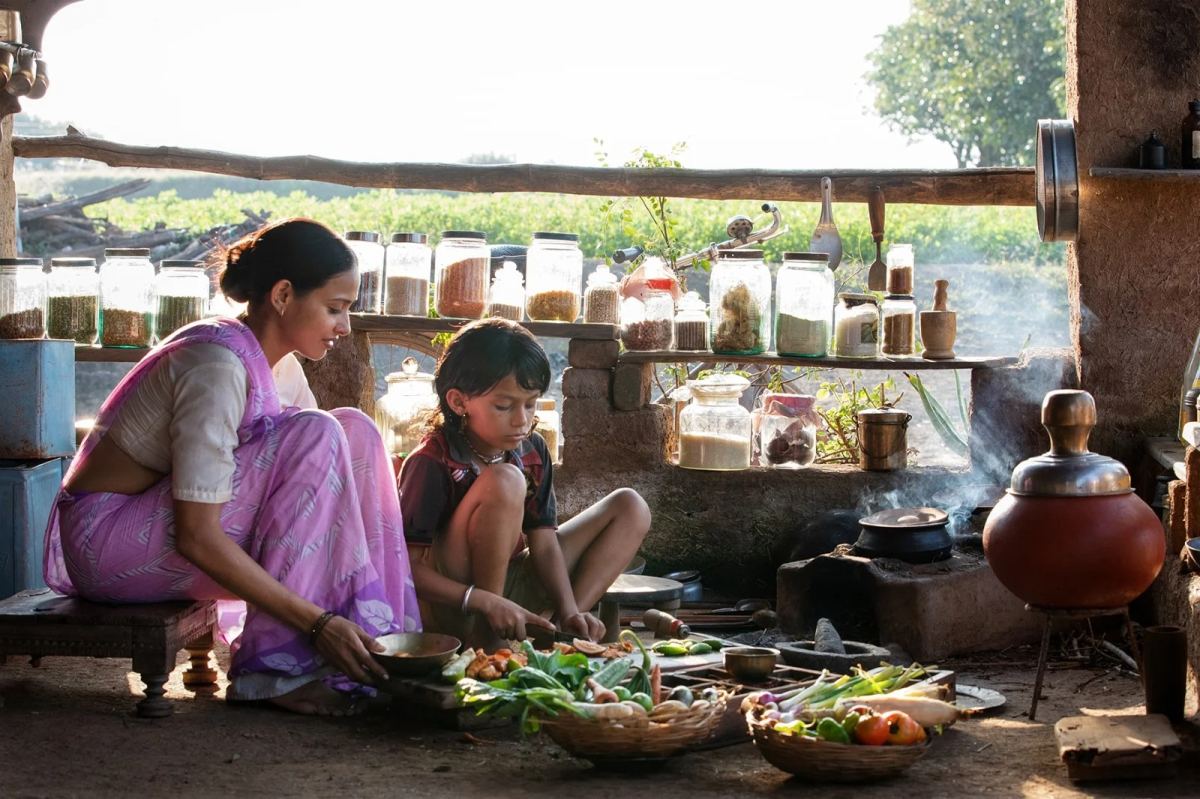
{"left": 881, "top": 294, "right": 917, "bottom": 356}
{"left": 583, "top": 264, "right": 620, "bottom": 324}
{"left": 384, "top": 232, "right": 431, "bottom": 316}
{"left": 834, "top": 293, "right": 879, "bottom": 359}
{"left": 155, "top": 259, "right": 208, "bottom": 342}
{"left": 0, "top": 257, "right": 46, "bottom": 339}
{"left": 375, "top": 357, "right": 438, "bottom": 456}
{"left": 673, "top": 291, "right": 709, "bottom": 352}
{"left": 99, "top": 248, "right": 155, "bottom": 347}
{"left": 487, "top": 260, "right": 525, "bottom": 320}
{"left": 710, "top": 250, "right": 770, "bottom": 355}
{"left": 620, "top": 289, "right": 674, "bottom": 351}
{"left": 678, "top": 374, "right": 752, "bottom": 471}
{"left": 47, "top": 256, "right": 99, "bottom": 345}
{"left": 525, "top": 232, "right": 583, "bottom": 322}
{"left": 534, "top": 397, "right": 561, "bottom": 464}
{"left": 435, "top": 230, "right": 489, "bottom": 319}
{"left": 775, "top": 252, "right": 833, "bottom": 357}
{"left": 886, "top": 243, "right": 914, "bottom": 295}
{"left": 344, "top": 231, "right": 384, "bottom": 314}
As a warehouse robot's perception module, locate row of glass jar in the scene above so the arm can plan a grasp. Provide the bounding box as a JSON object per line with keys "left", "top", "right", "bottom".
{"left": 0, "top": 250, "right": 209, "bottom": 346}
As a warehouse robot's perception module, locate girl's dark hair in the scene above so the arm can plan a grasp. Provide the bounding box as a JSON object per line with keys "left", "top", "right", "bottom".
{"left": 432, "top": 318, "right": 552, "bottom": 429}
{"left": 217, "top": 217, "right": 357, "bottom": 305}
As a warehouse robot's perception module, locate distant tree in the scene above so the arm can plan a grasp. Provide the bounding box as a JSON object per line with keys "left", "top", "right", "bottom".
{"left": 459, "top": 151, "right": 515, "bottom": 165}
{"left": 866, "top": 0, "right": 1066, "bottom": 168}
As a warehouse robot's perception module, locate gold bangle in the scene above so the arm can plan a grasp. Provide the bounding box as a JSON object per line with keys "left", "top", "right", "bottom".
{"left": 308, "top": 610, "right": 334, "bottom": 646}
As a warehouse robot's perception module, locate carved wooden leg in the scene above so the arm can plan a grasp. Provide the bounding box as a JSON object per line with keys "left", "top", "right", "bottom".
{"left": 136, "top": 673, "right": 173, "bottom": 718}
{"left": 183, "top": 631, "right": 218, "bottom": 687}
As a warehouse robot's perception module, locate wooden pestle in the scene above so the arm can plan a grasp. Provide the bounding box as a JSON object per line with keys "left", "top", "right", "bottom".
{"left": 933, "top": 279, "right": 950, "bottom": 312}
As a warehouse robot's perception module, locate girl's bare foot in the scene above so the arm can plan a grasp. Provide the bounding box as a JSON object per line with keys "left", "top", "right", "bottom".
{"left": 268, "top": 680, "right": 363, "bottom": 716}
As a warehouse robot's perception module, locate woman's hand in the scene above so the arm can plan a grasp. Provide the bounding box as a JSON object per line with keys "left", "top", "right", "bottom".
{"left": 558, "top": 611, "right": 605, "bottom": 643}
{"left": 477, "top": 591, "right": 556, "bottom": 641}
{"left": 312, "top": 615, "right": 390, "bottom": 685}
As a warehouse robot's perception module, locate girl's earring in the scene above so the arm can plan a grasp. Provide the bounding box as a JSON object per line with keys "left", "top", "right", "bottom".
{"left": 459, "top": 413, "right": 469, "bottom": 435}
{"left": 527, "top": 415, "right": 538, "bottom": 440}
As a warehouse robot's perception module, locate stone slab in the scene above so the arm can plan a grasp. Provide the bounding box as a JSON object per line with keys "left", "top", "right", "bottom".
{"left": 567, "top": 339, "right": 619, "bottom": 369}
{"left": 612, "top": 362, "right": 651, "bottom": 411}
{"left": 560, "top": 367, "right": 611, "bottom": 400}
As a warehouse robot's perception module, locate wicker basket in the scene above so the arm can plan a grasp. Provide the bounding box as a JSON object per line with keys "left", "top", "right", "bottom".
{"left": 747, "top": 713, "right": 930, "bottom": 782}
{"left": 542, "top": 696, "right": 726, "bottom": 759}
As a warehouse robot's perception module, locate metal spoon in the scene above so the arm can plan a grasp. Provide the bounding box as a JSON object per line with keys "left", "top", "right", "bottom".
{"left": 809, "top": 177, "right": 842, "bottom": 270}
{"left": 867, "top": 186, "right": 887, "bottom": 291}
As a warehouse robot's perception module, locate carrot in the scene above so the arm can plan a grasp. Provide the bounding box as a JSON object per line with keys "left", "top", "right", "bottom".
{"left": 651, "top": 664, "right": 662, "bottom": 705}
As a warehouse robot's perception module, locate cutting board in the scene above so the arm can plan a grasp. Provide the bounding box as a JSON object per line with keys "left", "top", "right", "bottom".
{"left": 1055, "top": 715, "right": 1183, "bottom": 781}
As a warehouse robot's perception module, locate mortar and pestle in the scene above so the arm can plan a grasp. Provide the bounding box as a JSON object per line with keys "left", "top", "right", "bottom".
{"left": 775, "top": 618, "right": 891, "bottom": 672}
{"left": 920, "top": 279, "right": 957, "bottom": 360}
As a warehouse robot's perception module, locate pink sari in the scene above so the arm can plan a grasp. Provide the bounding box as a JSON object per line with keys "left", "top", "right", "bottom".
{"left": 43, "top": 317, "right": 421, "bottom": 698}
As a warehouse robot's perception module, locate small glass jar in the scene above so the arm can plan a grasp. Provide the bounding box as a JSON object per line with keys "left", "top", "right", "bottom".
{"left": 710, "top": 249, "right": 771, "bottom": 355}
{"left": 754, "top": 393, "right": 819, "bottom": 468}
{"left": 834, "top": 293, "right": 880, "bottom": 358}
{"left": 345, "top": 231, "right": 384, "bottom": 314}
{"left": 673, "top": 291, "right": 709, "bottom": 352}
{"left": 99, "top": 248, "right": 155, "bottom": 347}
{"left": 775, "top": 252, "right": 834, "bottom": 357}
{"left": 620, "top": 290, "right": 674, "bottom": 351}
{"left": 47, "top": 256, "right": 99, "bottom": 345}
{"left": 155, "top": 259, "right": 209, "bottom": 342}
{"left": 487, "top": 260, "right": 525, "bottom": 320}
{"left": 435, "top": 230, "right": 489, "bottom": 319}
{"left": 0, "top": 257, "right": 46, "bottom": 339}
{"left": 886, "top": 243, "right": 915, "bottom": 295}
{"left": 384, "top": 232, "right": 432, "bottom": 316}
{"left": 881, "top": 294, "right": 917, "bottom": 356}
{"left": 582, "top": 264, "right": 620, "bottom": 324}
{"left": 678, "top": 374, "right": 752, "bottom": 471}
{"left": 374, "top": 357, "right": 438, "bottom": 456}
{"left": 534, "top": 397, "right": 561, "bottom": 464}
{"left": 525, "top": 232, "right": 583, "bottom": 322}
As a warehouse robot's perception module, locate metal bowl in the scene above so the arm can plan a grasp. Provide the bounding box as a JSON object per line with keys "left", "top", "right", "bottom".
{"left": 723, "top": 646, "right": 779, "bottom": 681}
{"left": 371, "top": 632, "right": 461, "bottom": 678}
{"left": 663, "top": 569, "right": 703, "bottom": 603}
{"left": 624, "top": 555, "right": 647, "bottom": 575}
{"left": 1186, "top": 539, "right": 1200, "bottom": 572}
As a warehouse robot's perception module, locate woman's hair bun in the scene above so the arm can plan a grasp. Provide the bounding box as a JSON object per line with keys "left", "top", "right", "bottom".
{"left": 214, "top": 218, "right": 355, "bottom": 307}
{"left": 218, "top": 242, "right": 254, "bottom": 303}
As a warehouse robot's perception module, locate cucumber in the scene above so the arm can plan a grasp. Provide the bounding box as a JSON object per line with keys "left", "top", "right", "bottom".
{"left": 592, "top": 657, "right": 632, "bottom": 689}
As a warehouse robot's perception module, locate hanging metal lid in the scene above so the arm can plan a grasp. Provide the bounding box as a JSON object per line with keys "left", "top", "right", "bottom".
{"left": 1008, "top": 390, "right": 1131, "bottom": 497}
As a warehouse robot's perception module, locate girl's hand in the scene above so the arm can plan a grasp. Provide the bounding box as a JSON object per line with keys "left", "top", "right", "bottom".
{"left": 479, "top": 592, "right": 556, "bottom": 641}
{"left": 312, "top": 615, "right": 389, "bottom": 685}
{"left": 558, "top": 611, "right": 605, "bottom": 643}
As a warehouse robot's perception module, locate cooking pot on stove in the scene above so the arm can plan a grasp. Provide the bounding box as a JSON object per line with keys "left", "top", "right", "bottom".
{"left": 854, "top": 507, "right": 953, "bottom": 563}
{"left": 983, "top": 390, "right": 1165, "bottom": 609}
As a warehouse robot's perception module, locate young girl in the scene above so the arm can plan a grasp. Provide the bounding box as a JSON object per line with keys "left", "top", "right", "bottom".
{"left": 399, "top": 319, "right": 649, "bottom": 651}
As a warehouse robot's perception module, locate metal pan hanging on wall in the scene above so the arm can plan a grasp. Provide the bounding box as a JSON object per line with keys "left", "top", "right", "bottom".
{"left": 1035, "top": 119, "right": 1079, "bottom": 242}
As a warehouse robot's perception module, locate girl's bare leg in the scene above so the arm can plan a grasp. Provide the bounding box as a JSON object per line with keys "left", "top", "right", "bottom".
{"left": 555, "top": 488, "right": 651, "bottom": 615}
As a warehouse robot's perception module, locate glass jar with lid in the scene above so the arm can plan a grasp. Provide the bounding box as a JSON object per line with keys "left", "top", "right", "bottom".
{"left": 47, "top": 256, "right": 99, "bottom": 344}
{"left": 886, "top": 243, "right": 914, "bottom": 295}
{"left": 834, "top": 293, "right": 880, "bottom": 358}
{"left": 582, "top": 264, "right": 620, "bottom": 324}
{"left": 775, "top": 251, "right": 834, "bottom": 357}
{"left": 673, "top": 290, "right": 709, "bottom": 352}
{"left": 155, "top": 259, "right": 208, "bottom": 342}
{"left": 754, "top": 393, "right": 819, "bottom": 468}
{"left": 620, "top": 289, "right": 674, "bottom": 351}
{"left": 344, "top": 231, "right": 384, "bottom": 314}
{"left": 384, "top": 232, "right": 432, "bottom": 316}
{"left": 678, "top": 374, "right": 752, "bottom": 471}
{"left": 435, "top": 230, "right": 489, "bottom": 319}
{"left": 0, "top": 257, "right": 46, "bottom": 339}
{"left": 710, "top": 249, "right": 771, "bottom": 355}
{"left": 374, "top": 357, "right": 438, "bottom": 456}
{"left": 881, "top": 294, "right": 917, "bottom": 356}
{"left": 533, "top": 397, "right": 561, "bottom": 464}
{"left": 525, "top": 231, "right": 583, "bottom": 322}
{"left": 99, "top": 248, "right": 155, "bottom": 347}
{"left": 487, "top": 260, "right": 525, "bottom": 320}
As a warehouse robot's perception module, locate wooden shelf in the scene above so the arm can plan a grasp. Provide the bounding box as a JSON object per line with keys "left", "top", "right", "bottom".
{"left": 350, "top": 314, "right": 618, "bottom": 340}
{"left": 617, "top": 351, "right": 1018, "bottom": 370}
{"left": 74, "top": 346, "right": 148, "bottom": 362}
{"left": 1089, "top": 167, "right": 1200, "bottom": 181}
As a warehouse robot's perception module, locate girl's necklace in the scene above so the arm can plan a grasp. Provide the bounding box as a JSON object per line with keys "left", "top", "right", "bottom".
{"left": 463, "top": 435, "right": 507, "bottom": 466}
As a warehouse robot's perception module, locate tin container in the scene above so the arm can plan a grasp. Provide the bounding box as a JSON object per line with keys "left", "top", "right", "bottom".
{"left": 857, "top": 408, "right": 911, "bottom": 471}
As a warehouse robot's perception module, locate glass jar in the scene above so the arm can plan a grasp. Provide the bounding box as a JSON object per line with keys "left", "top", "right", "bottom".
{"left": 487, "top": 260, "right": 525, "bottom": 320}
{"left": 0, "top": 257, "right": 46, "bottom": 339}
{"left": 525, "top": 231, "right": 583, "bottom": 322}
{"left": 374, "top": 357, "right": 437, "bottom": 456}
{"left": 155, "top": 259, "right": 209, "bottom": 342}
{"left": 46, "top": 256, "right": 99, "bottom": 345}
{"left": 534, "top": 397, "right": 561, "bottom": 464}
{"left": 678, "top": 374, "right": 752, "bottom": 471}
{"left": 582, "top": 264, "right": 620, "bottom": 324}
{"left": 886, "top": 243, "right": 914, "bottom": 295}
{"left": 620, "top": 289, "right": 674, "bottom": 351}
{"left": 384, "top": 232, "right": 432, "bottom": 316}
{"left": 834, "top": 293, "right": 880, "bottom": 358}
{"left": 754, "top": 393, "right": 819, "bottom": 468}
{"left": 775, "top": 252, "right": 834, "bottom": 357}
{"left": 881, "top": 294, "right": 917, "bottom": 356}
{"left": 99, "top": 248, "right": 155, "bottom": 347}
{"left": 435, "top": 230, "right": 489, "bottom": 319}
{"left": 673, "top": 290, "right": 709, "bottom": 352}
{"left": 710, "top": 249, "right": 771, "bottom": 355}
{"left": 345, "top": 231, "right": 384, "bottom": 314}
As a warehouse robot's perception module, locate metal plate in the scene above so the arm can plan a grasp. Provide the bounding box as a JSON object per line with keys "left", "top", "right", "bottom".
{"left": 1036, "top": 118, "right": 1079, "bottom": 242}
{"left": 956, "top": 683, "right": 1006, "bottom": 714}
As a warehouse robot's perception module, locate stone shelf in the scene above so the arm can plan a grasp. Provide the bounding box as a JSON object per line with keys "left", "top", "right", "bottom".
{"left": 1089, "top": 167, "right": 1200, "bottom": 181}
{"left": 349, "top": 314, "right": 618, "bottom": 340}
{"left": 617, "top": 351, "right": 1018, "bottom": 370}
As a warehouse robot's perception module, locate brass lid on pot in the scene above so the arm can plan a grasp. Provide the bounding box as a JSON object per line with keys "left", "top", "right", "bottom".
{"left": 1009, "top": 390, "right": 1131, "bottom": 497}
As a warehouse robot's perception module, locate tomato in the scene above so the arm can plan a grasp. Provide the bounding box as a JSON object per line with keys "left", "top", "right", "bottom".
{"left": 883, "top": 711, "right": 927, "bottom": 746}
{"left": 853, "top": 714, "right": 890, "bottom": 746}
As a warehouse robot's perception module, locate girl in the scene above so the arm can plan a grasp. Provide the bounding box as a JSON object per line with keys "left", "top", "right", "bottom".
{"left": 399, "top": 319, "right": 650, "bottom": 651}
{"left": 43, "top": 218, "right": 420, "bottom": 716}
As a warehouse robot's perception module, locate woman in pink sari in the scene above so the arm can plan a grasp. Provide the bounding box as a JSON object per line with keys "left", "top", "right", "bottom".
{"left": 43, "top": 218, "right": 420, "bottom": 715}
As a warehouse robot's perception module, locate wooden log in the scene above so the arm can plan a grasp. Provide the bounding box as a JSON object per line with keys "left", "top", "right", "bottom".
{"left": 41, "top": 229, "right": 184, "bottom": 262}
{"left": 1186, "top": 447, "right": 1200, "bottom": 542}
{"left": 20, "top": 178, "right": 151, "bottom": 221}
{"left": 1168, "top": 479, "right": 1188, "bottom": 555}
{"left": 12, "top": 133, "right": 1035, "bottom": 206}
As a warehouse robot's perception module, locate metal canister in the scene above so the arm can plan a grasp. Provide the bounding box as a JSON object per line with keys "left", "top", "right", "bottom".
{"left": 857, "top": 408, "right": 911, "bottom": 471}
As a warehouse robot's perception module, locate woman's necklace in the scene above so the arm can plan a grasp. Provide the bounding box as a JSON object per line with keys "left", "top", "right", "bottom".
{"left": 463, "top": 435, "right": 507, "bottom": 466}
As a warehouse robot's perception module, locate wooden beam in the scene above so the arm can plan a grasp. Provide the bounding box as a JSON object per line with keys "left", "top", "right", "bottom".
{"left": 350, "top": 313, "right": 618, "bottom": 341}
{"left": 617, "top": 351, "right": 1019, "bottom": 370}
{"left": 12, "top": 133, "right": 1035, "bottom": 206}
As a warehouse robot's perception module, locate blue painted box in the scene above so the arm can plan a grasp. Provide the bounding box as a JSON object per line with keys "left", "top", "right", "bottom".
{"left": 0, "top": 339, "right": 75, "bottom": 458}
{"left": 0, "top": 458, "right": 62, "bottom": 599}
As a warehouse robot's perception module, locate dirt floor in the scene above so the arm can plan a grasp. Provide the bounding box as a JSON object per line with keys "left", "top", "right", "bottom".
{"left": 1, "top": 643, "right": 1198, "bottom": 799}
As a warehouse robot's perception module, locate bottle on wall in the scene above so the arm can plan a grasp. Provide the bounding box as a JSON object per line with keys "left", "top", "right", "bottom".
{"left": 1183, "top": 100, "right": 1200, "bottom": 168}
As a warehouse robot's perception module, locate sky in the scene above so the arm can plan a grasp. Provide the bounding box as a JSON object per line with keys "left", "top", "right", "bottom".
{"left": 23, "top": 0, "right": 957, "bottom": 170}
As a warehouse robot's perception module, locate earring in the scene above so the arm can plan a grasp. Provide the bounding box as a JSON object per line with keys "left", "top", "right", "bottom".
{"left": 458, "top": 413, "right": 469, "bottom": 435}
{"left": 527, "top": 414, "right": 539, "bottom": 440}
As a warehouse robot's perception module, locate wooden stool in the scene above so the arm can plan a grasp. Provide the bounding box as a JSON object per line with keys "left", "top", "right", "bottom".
{"left": 597, "top": 574, "right": 684, "bottom": 644}
{"left": 1026, "top": 604, "right": 1142, "bottom": 721}
{"left": 0, "top": 588, "right": 218, "bottom": 718}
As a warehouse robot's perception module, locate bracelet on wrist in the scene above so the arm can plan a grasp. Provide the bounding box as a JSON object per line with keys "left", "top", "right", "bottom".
{"left": 461, "top": 584, "right": 476, "bottom": 616}
{"left": 308, "top": 610, "right": 334, "bottom": 647}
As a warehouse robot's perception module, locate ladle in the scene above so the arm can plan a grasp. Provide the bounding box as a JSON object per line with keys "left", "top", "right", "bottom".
{"left": 809, "top": 177, "right": 842, "bottom": 270}
{"left": 867, "top": 187, "right": 886, "bottom": 290}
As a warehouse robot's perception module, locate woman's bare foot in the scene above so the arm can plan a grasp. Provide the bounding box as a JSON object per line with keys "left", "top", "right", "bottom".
{"left": 268, "top": 680, "right": 364, "bottom": 716}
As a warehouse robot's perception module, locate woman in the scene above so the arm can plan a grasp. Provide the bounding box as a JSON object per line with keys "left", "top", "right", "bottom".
{"left": 43, "top": 218, "right": 420, "bottom": 716}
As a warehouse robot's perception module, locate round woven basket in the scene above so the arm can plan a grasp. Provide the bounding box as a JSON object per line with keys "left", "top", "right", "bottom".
{"left": 748, "top": 714, "right": 930, "bottom": 782}
{"left": 542, "top": 696, "right": 726, "bottom": 759}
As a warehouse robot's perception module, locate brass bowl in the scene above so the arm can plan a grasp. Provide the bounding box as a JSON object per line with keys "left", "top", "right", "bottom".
{"left": 371, "top": 632, "right": 461, "bottom": 678}
{"left": 723, "top": 646, "right": 779, "bottom": 681}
